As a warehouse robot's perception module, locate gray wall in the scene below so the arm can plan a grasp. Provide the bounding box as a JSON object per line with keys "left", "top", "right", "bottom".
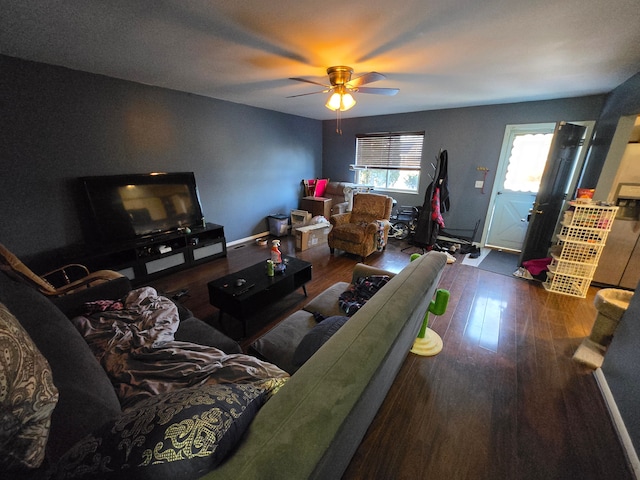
{"left": 601, "top": 281, "right": 640, "bottom": 470}
{"left": 2, "top": 51, "right": 636, "bottom": 265}
{"left": 0, "top": 55, "right": 322, "bottom": 260}
{"left": 595, "top": 71, "right": 640, "bottom": 471}
{"left": 322, "top": 97, "right": 605, "bottom": 241}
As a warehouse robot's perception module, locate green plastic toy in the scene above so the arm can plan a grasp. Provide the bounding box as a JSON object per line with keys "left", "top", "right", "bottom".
{"left": 411, "top": 288, "right": 450, "bottom": 356}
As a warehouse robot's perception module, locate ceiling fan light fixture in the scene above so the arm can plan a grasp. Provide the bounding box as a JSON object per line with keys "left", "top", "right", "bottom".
{"left": 325, "top": 92, "right": 342, "bottom": 111}
{"left": 291, "top": 65, "right": 397, "bottom": 118}
{"left": 289, "top": 65, "right": 394, "bottom": 134}
{"left": 341, "top": 92, "right": 356, "bottom": 111}
{"left": 325, "top": 88, "right": 356, "bottom": 112}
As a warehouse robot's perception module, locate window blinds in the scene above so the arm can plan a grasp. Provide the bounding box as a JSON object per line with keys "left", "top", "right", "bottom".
{"left": 354, "top": 132, "right": 425, "bottom": 170}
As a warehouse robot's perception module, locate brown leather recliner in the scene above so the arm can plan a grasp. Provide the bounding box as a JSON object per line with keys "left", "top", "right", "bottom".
{"left": 328, "top": 193, "right": 393, "bottom": 261}
{"left": 324, "top": 181, "right": 356, "bottom": 216}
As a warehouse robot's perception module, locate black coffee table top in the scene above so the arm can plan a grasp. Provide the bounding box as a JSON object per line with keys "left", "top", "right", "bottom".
{"left": 208, "top": 256, "right": 312, "bottom": 336}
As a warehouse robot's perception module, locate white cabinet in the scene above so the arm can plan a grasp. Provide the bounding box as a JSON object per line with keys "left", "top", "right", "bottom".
{"left": 544, "top": 202, "right": 618, "bottom": 297}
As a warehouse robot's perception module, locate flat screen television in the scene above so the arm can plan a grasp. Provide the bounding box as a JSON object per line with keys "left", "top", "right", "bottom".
{"left": 80, "top": 172, "right": 205, "bottom": 244}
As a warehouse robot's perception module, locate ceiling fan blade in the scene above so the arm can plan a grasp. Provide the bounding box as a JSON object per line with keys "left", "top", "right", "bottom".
{"left": 289, "top": 77, "right": 330, "bottom": 88}
{"left": 347, "top": 71, "right": 386, "bottom": 88}
{"left": 356, "top": 87, "right": 400, "bottom": 96}
{"left": 286, "top": 89, "right": 330, "bottom": 98}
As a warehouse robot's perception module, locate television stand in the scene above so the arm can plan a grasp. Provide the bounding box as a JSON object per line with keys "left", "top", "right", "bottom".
{"left": 79, "top": 223, "right": 226, "bottom": 285}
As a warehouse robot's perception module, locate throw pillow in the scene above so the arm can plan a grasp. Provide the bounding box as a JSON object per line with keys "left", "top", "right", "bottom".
{"left": 52, "top": 381, "right": 284, "bottom": 479}
{"left": 292, "top": 315, "right": 349, "bottom": 370}
{"left": 0, "top": 302, "right": 59, "bottom": 470}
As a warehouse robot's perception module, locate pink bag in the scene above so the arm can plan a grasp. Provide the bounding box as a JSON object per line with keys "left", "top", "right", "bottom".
{"left": 522, "top": 257, "right": 552, "bottom": 276}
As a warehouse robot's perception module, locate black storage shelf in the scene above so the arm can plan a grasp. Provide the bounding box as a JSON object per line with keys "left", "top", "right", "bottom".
{"left": 80, "top": 223, "right": 226, "bottom": 285}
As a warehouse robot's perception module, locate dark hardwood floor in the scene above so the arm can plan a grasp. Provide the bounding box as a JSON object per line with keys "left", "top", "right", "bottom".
{"left": 149, "top": 236, "right": 633, "bottom": 480}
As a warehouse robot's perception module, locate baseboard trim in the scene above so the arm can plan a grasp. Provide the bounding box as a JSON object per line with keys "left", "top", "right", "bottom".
{"left": 594, "top": 368, "right": 640, "bottom": 479}
{"left": 227, "top": 231, "right": 271, "bottom": 248}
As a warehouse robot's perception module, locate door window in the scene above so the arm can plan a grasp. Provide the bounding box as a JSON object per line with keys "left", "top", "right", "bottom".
{"left": 504, "top": 132, "right": 554, "bottom": 192}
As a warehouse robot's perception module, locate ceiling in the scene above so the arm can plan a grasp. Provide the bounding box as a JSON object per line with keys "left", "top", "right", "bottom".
{"left": 2, "top": 0, "right": 639, "bottom": 121}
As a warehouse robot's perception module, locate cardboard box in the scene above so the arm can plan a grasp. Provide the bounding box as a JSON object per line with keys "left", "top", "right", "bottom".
{"left": 300, "top": 196, "right": 332, "bottom": 220}
{"left": 295, "top": 223, "right": 331, "bottom": 251}
{"left": 290, "top": 209, "right": 312, "bottom": 233}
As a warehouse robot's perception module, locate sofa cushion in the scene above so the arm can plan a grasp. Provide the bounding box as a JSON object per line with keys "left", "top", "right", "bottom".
{"left": 291, "top": 316, "right": 349, "bottom": 371}
{"left": 331, "top": 223, "right": 367, "bottom": 243}
{"left": 0, "top": 302, "right": 59, "bottom": 470}
{"left": 52, "top": 382, "right": 278, "bottom": 479}
{"left": 250, "top": 310, "right": 317, "bottom": 374}
{"left": 0, "top": 273, "right": 122, "bottom": 460}
{"left": 302, "top": 281, "right": 350, "bottom": 318}
{"left": 175, "top": 317, "right": 242, "bottom": 354}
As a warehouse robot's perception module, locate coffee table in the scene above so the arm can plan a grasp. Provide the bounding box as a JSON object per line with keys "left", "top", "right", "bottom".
{"left": 208, "top": 255, "right": 312, "bottom": 337}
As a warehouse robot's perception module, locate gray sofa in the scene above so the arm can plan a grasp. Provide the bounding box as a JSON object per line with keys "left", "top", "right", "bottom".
{"left": 0, "top": 270, "right": 244, "bottom": 479}
{"left": 210, "top": 251, "right": 447, "bottom": 479}
{"left": 250, "top": 263, "right": 398, "bottom": 373}
{"left": 0, "top": 250, "right": 447, "bottom": 480}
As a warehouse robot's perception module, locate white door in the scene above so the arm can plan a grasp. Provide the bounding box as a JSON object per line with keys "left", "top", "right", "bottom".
{"left": 485, "top": 191, "right": 536, "bottom": 250}
{"left": 484, "top": 124, "right": 555, "bottom": 251}
{"left": 483, "top": 122, "right": 594, "bottom": 252}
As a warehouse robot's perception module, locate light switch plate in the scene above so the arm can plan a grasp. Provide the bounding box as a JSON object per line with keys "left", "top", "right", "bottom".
{"left": 475, "top": 180, "right": 484, "bottom": 188}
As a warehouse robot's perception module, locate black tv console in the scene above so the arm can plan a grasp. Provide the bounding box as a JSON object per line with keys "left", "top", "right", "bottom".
{"left": 78, "top": 223, "right": 226, "bottom": 285}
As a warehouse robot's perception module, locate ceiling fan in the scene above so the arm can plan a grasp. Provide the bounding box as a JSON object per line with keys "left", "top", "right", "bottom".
{"left": 288, "top": 66, "right": 399, "bottom": 112}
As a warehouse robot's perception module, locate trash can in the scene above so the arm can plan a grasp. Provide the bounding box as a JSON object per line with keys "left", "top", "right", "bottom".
{"left": 590, "top": 288, "right": 633, "bottom": 348}
{"left": 572, "top": 288, "right": 633, "bottom": 368}
{"left": 268, "top": 214, "right": 289, "bottom": 237}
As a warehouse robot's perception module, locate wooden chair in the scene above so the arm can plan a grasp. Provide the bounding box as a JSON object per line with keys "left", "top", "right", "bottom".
{"left": 328, "top": 193, "right": 393, "bottom": 261}
{"left": 302, "top": 178, "right": 329, "bottom": 197}
{"left": 0, "top": 243, "right": 123, "bottom": 297}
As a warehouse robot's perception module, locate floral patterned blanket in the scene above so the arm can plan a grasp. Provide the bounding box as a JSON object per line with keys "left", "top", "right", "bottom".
{"left": 72, "top": 287, "right": 288, "bottom": 409}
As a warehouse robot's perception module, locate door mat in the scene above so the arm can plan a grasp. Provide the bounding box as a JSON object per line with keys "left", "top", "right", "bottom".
{"left": 478, "top": 249, "right": 520, "bottom": 276}
{"left": 463, "top": 249, "right": 520, "bottom": 277}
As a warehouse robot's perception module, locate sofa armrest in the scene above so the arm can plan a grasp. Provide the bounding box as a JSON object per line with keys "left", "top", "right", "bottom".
{"left": 351, "top": 263, "right": 396, "bottom": 283}
{"left": 50, "top": 276, "right": 133, "bottom": 318}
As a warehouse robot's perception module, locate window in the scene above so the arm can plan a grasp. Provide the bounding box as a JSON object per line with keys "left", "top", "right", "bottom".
{"left": 502, "top": 125, "right": 554, "bottom": 193}
{"left": 352, "top": 131, "right": 424, "bottom": 192}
